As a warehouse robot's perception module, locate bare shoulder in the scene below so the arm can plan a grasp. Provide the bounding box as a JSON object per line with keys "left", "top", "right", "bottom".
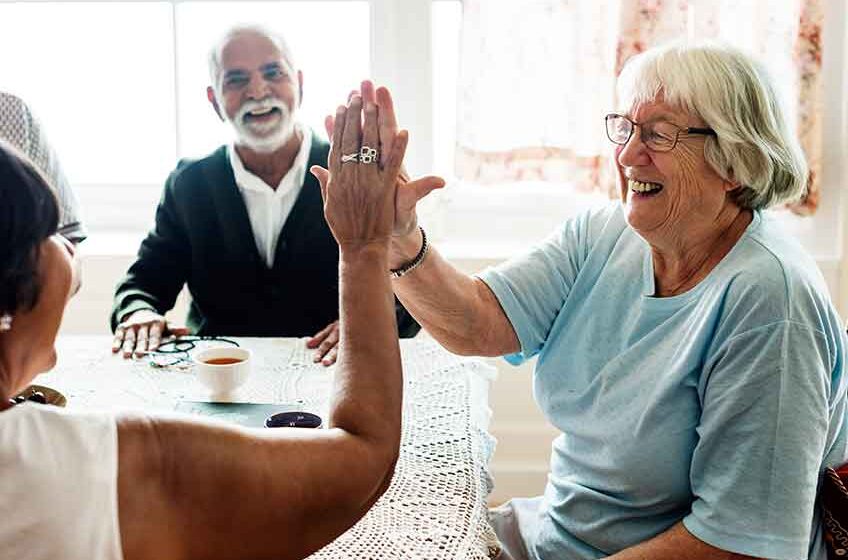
{"left": 116, "top": 413, "right": 183, "bottom": 560}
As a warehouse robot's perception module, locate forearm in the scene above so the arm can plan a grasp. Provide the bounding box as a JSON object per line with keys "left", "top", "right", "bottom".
{"left": 118, "top": 415, "right": 398, "bottom": 560}
{"left": 330, "top": 244, "right": 403, "bottom": 452}
{"left": 390, "top": 230, "right": 518, "bottom": 356}
{"left": 607, "top": 522, "right": 760, "bottom": 560}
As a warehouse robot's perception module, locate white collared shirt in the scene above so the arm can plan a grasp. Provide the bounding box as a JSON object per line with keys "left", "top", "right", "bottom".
{"left": 228, "top": 126, "right": 313, "bottom": 268}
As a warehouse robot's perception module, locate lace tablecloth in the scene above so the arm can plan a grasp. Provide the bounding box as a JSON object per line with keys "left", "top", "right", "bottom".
{"left": 43, "top": 335, "right": 500, "bottom": 559}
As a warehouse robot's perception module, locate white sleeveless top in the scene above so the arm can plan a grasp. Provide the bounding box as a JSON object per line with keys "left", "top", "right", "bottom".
{"left": 0, "top": 403, "right": 122, "bottom": 560}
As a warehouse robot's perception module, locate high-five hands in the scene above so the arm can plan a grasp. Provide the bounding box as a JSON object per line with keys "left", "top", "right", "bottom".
{"left": 321, "top": 82, "right": 446, "bottom": 240}
{"left": 310, "top": 90, "right": 407, "bottom": 252}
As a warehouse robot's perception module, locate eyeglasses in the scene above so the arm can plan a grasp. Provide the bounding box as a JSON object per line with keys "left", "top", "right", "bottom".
{"left": 604, "top": 113, "right": 716, "bottom": 153}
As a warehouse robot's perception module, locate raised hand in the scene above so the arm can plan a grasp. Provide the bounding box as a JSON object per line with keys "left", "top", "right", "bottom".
{"left": 323, "top": 81, "right": 446, "bottom": 240}
{"left": 311, "top": 93, "right": 407, "bottom": 251}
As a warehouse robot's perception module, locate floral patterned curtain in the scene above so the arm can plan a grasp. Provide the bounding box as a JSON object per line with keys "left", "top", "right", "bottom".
{"left": 455, "top": 0, "right": 824, "bottom": 215}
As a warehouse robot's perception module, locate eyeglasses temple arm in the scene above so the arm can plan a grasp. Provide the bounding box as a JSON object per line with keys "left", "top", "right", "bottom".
{"left": 686, "top": 127, "right": 717, "bottom": 136}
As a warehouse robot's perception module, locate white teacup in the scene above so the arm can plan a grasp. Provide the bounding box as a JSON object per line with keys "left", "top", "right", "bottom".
{"left": 193, "top": 347, "right": 251, "bottom": 397}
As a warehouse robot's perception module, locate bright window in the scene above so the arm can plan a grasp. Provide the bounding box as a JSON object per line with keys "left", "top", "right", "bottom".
{"left": 429, "top": 0, "right": 611, "bottom": 254}
{"left": 428, "top": 0, "right": 848, "bottom": 261}
{"left": 174, "top": 1, "right": 369, "bottom": 159}
{"left": 0, "top": 0, "right": 368, "bottom": 233}
{"left": 0, "top": 2, "right": 176, "bottom": 185}
{"left": 431, "top": 0, "right": 461, "bottom": 179}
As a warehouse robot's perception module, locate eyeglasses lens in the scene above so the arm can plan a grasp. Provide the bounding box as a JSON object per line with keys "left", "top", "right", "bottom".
{"left": 606, "top": 115, "right": 679, "bottom": 152}
{"left": 607, "top": 115, "right": 631, "bottom": 144}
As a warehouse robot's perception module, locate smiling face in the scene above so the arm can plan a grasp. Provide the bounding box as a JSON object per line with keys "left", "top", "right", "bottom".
{"left": 615, "top": 98, "right": 737, "bottom": 245}
{"left": 210, "top": 30, "right": 302, "bottom": 153}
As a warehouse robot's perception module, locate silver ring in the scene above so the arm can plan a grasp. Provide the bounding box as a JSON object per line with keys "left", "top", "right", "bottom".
{"left": 359, "top": 146, "right": 378, "bottom": 165}
{"left": 341, "top": 152, "right": 359, "bottom": 164}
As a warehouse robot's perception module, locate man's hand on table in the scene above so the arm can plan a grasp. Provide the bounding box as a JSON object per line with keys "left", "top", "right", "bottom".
{"left": 307, "top": 320, "right": 340, "bottom": 366}
{"left": 112, "top": 309, "right": 190, "bottom": 359}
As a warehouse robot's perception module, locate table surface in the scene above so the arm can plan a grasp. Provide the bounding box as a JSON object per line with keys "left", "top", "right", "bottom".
{"left": 43, "top": 335, "right": 500, "bottom": 560}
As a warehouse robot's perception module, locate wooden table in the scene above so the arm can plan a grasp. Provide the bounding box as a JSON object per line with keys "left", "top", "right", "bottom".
{"left": 43, "top": 335, "right": 500, "bottom": 559}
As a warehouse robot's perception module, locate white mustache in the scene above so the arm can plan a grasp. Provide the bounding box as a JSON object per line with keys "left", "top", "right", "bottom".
{"left": 236, "top": 98, "right": 288, "bottom": 123}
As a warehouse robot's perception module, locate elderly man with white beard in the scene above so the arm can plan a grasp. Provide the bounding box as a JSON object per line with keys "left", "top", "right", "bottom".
{"left": 110, "top": 25, "right": 419, "bottom": 363}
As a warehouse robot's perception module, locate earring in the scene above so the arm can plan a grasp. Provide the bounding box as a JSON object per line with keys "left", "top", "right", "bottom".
{"left": 0, "top": 314, "right": 13, "bottom": 332}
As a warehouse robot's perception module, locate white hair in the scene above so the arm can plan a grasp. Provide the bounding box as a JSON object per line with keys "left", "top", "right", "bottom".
{"left": 207, "top": 24, "right": 297, "bottom": 93}
{"left": 616, "top": 41, "right": 808, "bottom": 209}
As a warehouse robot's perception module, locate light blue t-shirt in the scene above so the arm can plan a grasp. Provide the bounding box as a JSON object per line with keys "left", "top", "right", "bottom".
{"left": 478, "top": 203, "right": 848, "bottom": 560}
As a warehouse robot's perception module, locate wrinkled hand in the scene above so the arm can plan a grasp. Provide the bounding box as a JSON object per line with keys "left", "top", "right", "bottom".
{"left": 111, "top": 309, "right": 190, "bottom": 359}
{"left": 311, "top": 90, "right": 407, "bottom": 249}
{"left": 323, "top": 81, "right": 445, "bottom": 240}
{"left": 306, "top": 321, "right": 340, "bottom": 366}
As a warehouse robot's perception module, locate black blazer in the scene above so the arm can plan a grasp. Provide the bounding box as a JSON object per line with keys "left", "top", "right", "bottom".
{"left": 111, "top": 139, "right": 420, "bottom": 338}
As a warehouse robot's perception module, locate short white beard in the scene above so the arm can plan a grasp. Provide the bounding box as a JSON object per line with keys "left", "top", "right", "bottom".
{"left": 227, "top": 96, "right": 298, "bottom": 153}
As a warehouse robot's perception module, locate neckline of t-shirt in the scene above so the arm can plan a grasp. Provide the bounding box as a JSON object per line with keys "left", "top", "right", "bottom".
{"left": 0, "top": 400, "right": 38, "bottom": 419}
{"left": 640, "top": 209, "right": 762, "bottom": 305}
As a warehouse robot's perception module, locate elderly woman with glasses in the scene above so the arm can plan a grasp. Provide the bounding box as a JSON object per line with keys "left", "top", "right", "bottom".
{"left": 335, "top": 43, "right": 848, "bottom": 559}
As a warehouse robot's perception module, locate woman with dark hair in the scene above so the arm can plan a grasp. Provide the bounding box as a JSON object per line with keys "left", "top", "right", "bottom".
{"left": 0, "top": 88, "right": 407, "bottom": 560}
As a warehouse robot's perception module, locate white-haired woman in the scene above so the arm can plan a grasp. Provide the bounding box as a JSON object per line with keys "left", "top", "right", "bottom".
{"left": 346, "top": 43, "right": 848, "bottom": 559}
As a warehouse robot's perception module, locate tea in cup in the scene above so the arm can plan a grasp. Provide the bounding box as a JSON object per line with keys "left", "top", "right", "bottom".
{"left": 193, "top": 347, "right": 251, "bottom": 397}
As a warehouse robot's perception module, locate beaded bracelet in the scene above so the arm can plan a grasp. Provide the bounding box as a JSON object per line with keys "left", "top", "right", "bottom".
{"left": 390, "top": 226, "right": 429, "bottom": 278}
